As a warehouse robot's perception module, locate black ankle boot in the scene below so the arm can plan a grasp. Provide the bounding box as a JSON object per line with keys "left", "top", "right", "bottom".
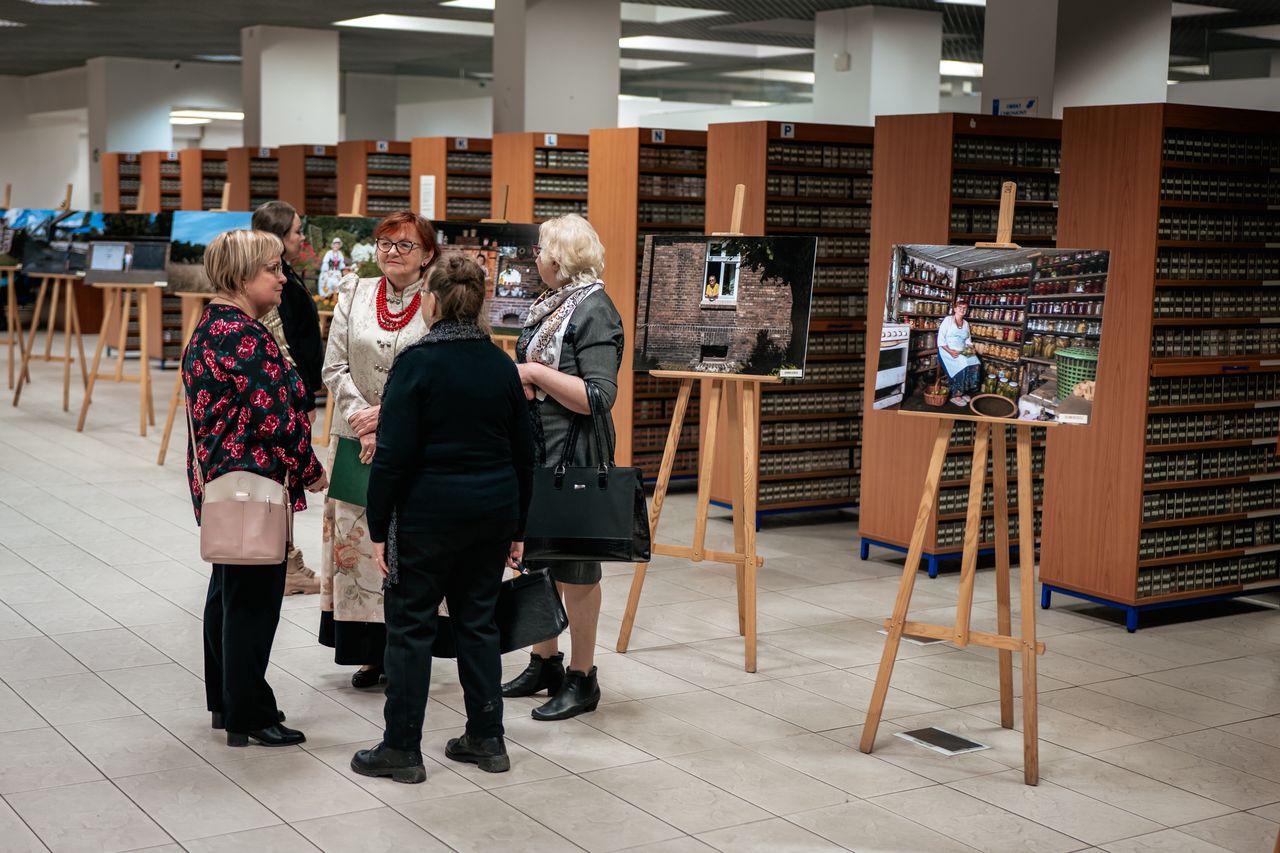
{"left": 531, "top": 666, "right": 600, "bottom": 721}
{"left": 226, "top": 723, "right": 306, "bottom": 748}
{"left": 501, "top": 652, "right": 565, "bottom": 698}
{"left": 351, "top": 666, "right": 386, "bottom": 689}
{"left": 212, "top": 710, "right": 284, "bottom": 730}
{"left": 445, "top": 732, "right": 511, "bottom": 773}
{"left": 350, "top": 742, "right": 427, "bottom": 784}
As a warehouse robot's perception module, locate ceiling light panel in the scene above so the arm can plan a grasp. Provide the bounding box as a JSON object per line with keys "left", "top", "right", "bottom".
{"left": 1222, "top": 25, "right": 1280, "bottom": 41}
{"left": 620, "top": 58, "right": 688, "bottom": 71}
{"left": 0, "top": 19, "right": 27, "bottom": 26}
{"left": 171, "top": 109, "right": 244, "bottom": 121}
{"left": 439, "top": 0, "right": 494, "bottom": 8}
{"left": 20, "top": 0, "right": 98, "bottom": 5}
{"left": 1172, "top": 2, "right": 1231, "bottom": 16}
{"left": 194, "top": 54, "right": 241, "bottom": 62}
{"left": 722, "top": 69, "right": 816, "bottom": 85}
{"left": 620, "top": 3, "right": 727, "bottom": 24}
{"left": 940, "top": 60, "right": 983, "bottom": 77}
{"left": 170, "top": 117, "right": 211, "bottom": 125}
{"left": 620, "top": 36, "right": 811, "bottom": 59}
{"left": 935, "top": 0, "right": 986, "bottom": 5}
{"left": 334, "top": 15, "right": 494, "bottom": 37}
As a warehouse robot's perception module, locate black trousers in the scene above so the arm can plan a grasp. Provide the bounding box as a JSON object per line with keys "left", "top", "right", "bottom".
{"left": 204, "top": 561, "right": 286, "bottom": 732}
{"left": 383, "top": 522, "right": 511, "bottom": 752}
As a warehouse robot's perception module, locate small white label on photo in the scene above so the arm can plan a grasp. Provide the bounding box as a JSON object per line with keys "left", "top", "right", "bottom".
{"left": 779, "top": 368, "right": 803, "bottom": 379}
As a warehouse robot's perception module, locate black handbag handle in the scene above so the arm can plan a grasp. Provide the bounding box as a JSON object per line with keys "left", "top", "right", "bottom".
{"left": 555, "top": 380, "right": 614, "bottom": 489}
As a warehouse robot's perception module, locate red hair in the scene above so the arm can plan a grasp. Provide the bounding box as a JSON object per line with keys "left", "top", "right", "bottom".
{"left": 373, "top": 211, "right": 438, "bottom": 265}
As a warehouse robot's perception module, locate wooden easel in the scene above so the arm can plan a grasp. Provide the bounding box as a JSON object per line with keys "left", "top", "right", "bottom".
{"left": 156, "top": 291, "right": 214, "bottom": 464}
{"left": 77, "top": 283, "right": 157, "bottom": 436}
{"left": 57, "top": 184, "right": 72, "bottom": 211}
{"left": 3, "top": 184, "right": 12, "bottom": 208}
{"left": 859, "top": 182, "right": 1048, "bottom": 786}
{"left": 338, "top": 184, "right": 365, "bottom": 218}
{"left": 616, "top": 184, "right": 772, "bottom": 673}
{"left": 208, "top": 182, "right": 232, "bottom": 212}
{"left": 12, "top": 273, "right": 87, "bottom": 411}
{"left": 2, "top": 264, "right": 29, "bottom": 390}
{"left": 483, "top": 184, "right": 510, "bottom": 224}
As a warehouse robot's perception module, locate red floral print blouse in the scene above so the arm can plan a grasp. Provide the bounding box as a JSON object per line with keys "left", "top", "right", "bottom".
{"left": 183, "top": 303, "right": 323, "bottom": 523}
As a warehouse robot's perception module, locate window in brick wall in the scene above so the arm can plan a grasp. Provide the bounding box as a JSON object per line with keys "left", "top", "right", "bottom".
{"left": 703, "top": 244, "right": 740, "bottom": 307}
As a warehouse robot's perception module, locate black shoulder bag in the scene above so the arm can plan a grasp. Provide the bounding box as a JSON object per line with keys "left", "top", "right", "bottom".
{"left": 523, "top": 381, "right": 652, "bottom": 563}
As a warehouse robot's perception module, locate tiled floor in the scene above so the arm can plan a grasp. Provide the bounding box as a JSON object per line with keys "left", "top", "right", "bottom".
{"left": 3, "top": 340, "right": 1280, "bottom": 852}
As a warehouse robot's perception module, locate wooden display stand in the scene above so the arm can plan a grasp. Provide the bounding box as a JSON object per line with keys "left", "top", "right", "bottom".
{"left": 156, "top": 292, "right": 214, "bottom": 465}
{"left": 859, "top": 192, "right": 1047, "bottom": 786}
{"left": 77, "top": 284, "right": 157, "bottom": 435}
{"left": 491, "top": 132, "right": 589, "bottom": 224}
{"left": 12, "top": 274, "right": 88, "bottom": 411}
{"left": 616, "top": 187, "right": 771, "bottom": 673}
{"left": 2, "top": 265, "right": 29, "bottom": 390}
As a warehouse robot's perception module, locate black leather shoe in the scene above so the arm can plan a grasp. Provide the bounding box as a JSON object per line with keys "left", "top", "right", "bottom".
{"left": 445, "top": 733, "right": 511, "bottom": 773}
{"left": 531, "top": 666, "right": 600, "bottom": 721}
{"left": 226, "top": 723, "right": 306, "bottom": 747}
{"left": 212, "top": 710, "right": 284, "bottom": 730}
{"left": 351, "top": 742, "right": 427, "bottom": 784}
{"left": 501, "top": 652, "right": 565, "bottom": 698}
{"left": 351, "top": 666, "right": 386, "bottom": 689}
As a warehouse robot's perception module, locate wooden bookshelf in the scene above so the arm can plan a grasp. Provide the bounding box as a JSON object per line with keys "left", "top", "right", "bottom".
{"left": 101, "top": 152, "right": 142, "bottom": 213}
{"left": 176, "top": 149, "right": 226, "bottom": 211}
{"left": 704, "top": 120, "right": 873, "bottom": 525}
{"left": 859, "top": 114, "right": 1060, "bottom": 575}
{"left": 588, "top": 127, "right": 707, "bottom": 476}
{"left": 492, "top": 132, "right": 589, "bottom": 223}
{"left": 278, "top": 144, "right": 338, "bottom": 215}
{"left": 1041, "top": 103, "right": 1280, "bottom": 630}
{"left": 337, "top": 140, "right": 411, "bottom": 216}
{"left": 226, "top": 146, "right": 280, "bottom": 211}
{"left": 410, "top": 136, "right": 492, "bottom": 221}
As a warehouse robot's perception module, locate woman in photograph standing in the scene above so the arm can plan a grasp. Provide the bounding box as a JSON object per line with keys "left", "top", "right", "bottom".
{"left": 184, "top": 228, "right": 327, "bottom": 746}
{"left": 320, "top": 211, "right": 437, "bottom": 688}
{"left": 318, "top": 237, "right": 347, "bottom": 298}
{"left": 938, "top": 297, "right": 981, "bottom": 407}
{"left": 500, "top": 213, "right": 624, "bottom": 721}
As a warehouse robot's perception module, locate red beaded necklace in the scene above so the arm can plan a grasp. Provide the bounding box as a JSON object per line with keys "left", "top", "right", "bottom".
{"left": 375, "top": 277, "right": 422, "bottom": 332}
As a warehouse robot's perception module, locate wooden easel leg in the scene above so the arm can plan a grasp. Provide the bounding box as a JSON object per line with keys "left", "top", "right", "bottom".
{"left": 13, "top": 279, "right": 48, "bottom": 406}
{"left": 318, "top": 393, "right": 335, "bottom": 447}
{"left": 157, "top": 301, "right": 200, "bottom": 465}
{"left": 860, "top": 419, "right": 954, "bottom": 753}
{"left": 954, "top": 423, "right": 990, "bottom": 647}
{"left": 138, "top": 292, "right": 151, "bottom": 436}
{"left": 1016, "top": 425, "right": 1040, "bottom": 785}
{"left": 43, "top": 279, "right": 57, "bottom": 361}
{"left": 5, "top": 272, "right": 25, "bottom": 389}
{"left": 78, "top": 293, "right": 118, "bottom": 432}
{"left": 617, "top": 378, "right": 693, "bottom": 654}
{"left": 739, "top": 381, "right": 761, "bottom": 673}
{"left": 691, "top": 381, "right": 724, "bottom": 561}
{"left": 71, "top": 291, "right": 87, "bottom": 390}
{"left": 114, "top": 290, "right": 131, "bottom": 382}
{"left": 991, "top": 424, "right": 1015, "bottom": 729}
{"left": 726, "top": 382, "right": 747, "bottom": 635}
{"left": 61, "top": 282, "right": 74, "bottom": 412}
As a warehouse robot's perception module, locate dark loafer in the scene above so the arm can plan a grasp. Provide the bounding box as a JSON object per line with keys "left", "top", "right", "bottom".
{"left": 351, "top": 666, "right": 386, "bottom": 689}
{"left": 226, "top": 723, "right": 306, "bottom": 747}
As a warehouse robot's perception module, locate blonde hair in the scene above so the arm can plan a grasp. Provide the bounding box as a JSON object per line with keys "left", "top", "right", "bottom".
{"left": 204, "top": 229, "right": 285, "bottom": 296}
{"left": 538, "top": 213, "right": 604, "bottom": 286}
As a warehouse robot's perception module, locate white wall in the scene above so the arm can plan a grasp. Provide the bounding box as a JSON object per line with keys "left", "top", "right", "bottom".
{"left": 1053, "top": 0, "right": 1170, "bottom": 115}
{"left": 1167, "top": 78, "right": 1280, "bottom": 112}
{"left": 394, "top": 76, "right": 493, "bottom": 139}
{"left": 242, "top": 27, "right": 339, "bottom": 147}
{"left": 981, "top": 0, "right": 1058, "bottom": 117}
{"left": 0, "top": 110, "right": 90, "bottom": 209}
{"left": 620, "top": 99, "right": 815, "bottom": 130}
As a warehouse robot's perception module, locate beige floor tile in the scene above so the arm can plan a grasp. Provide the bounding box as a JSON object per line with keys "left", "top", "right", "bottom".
{"left": 626, "top": 646, "right": 765, "bottom": 689}
{"left": 1094, "top": 741, "right": 1280, "bottom": 811}
{"left": 782, "top": 668, "right": 949, "bottom": 720}
{"left": 97, "top": 663, "right": 205, "bottom": 714}
{"left": 872, "top": 784, "right": 1087, "bottom": 853}
{"left": 909, "top": 649, "right": 1074, "bottom": 696}
{"left": 416, "top": 728, "right": 570, "bottom": 790}
{"left": 752, "top": 591, "right": 849, "bottom": 627}
{"left": 714, "top": 679, "right": 864, "bottom": 731}
{"left": 579, "top": 700, "right": 737, "bottom": 758}
{"left": 1178, "top": 812, "right": 1280, "bottom": 853}
{"left": 494, "top": 775, "right": 683, "bottom": 852}
{"left": 695, "top": 817, "right": 845, "bottom": 852}
{"left": 1145, "top": 665, "right": 1280, "bottom": 715}
{"left": 1044, "top": 632, "right": 1183, "bottom": 676}
{"left": 0, "top": 727, "right": 103, "bottom": 794}
{"left": 294, "top": 806, "right": 455, "bottom": 852}
{"left": 585, "top": 760, "right": 768, "bottom": 834}
{"left": 1221, "top": 715, "right": 1280, "bottom": 749}
{"left": 847, "top": 659, "right": 1002, "bottom": 708}
{"left": 754, "top": 732, "right": 934, "bottom": 798}
{"left": 396, "top": 790, "right": 577, "bottom": 852}
{"left": 593, "top": 653, "right": 703, "bottom": 700}
{"left": 0, "top": 681, "right": 46, "bottom": 734}
{"left": 685, "top": 636, "right": 834, "bottom": 679}
{"left": 0, "top": 600, "right": 41, "bottom": 641}
{"left": 6, "top": 779, "right": 171, "bottom": 853}
{"left": 254, "top": 691, "right": 382, "bottom": 751}
{"left": 114, "top": 765, "right": 281, "bottom": 841}
{"left": 1161, "top": 729, "right": 1280, "bottom": 784}
{"left": 855, "top": 720, "right": 1013, "bottom": 784}
{"left": 642, "top": 691, "right": 808, "bottom": 746}
{"left": 148, "top": 706, "right": 303, "bottom": 764}
{"left": 0, "top": 797, "right": 48, "bottom": 853}
{"left": 1037, "top": 686, "right": 1203, "bottom": 739}
{"left": 10, "top": 672, "right": 139, "bottom": 726}
{"left": 788, "top": 799, "right": 979, "bottom": 852}
{"left": 666, "top": 746, "right": 849, "bottom": 816}
{"left": 886, "top": 707, "right": 1078, "bottom": 772}
{"left": 9, "top": 597, "right": 119, "bottom": 636}
{"left": 85, "top": 591, "right": 197, "bottom": 629}
{"left": 503, "top": 715, "right": 652, "bottom": 773}
{"left": 182, "top": 825, "right": 320, "bottom": 853}
{"left": 951, "top": 769, "right": 1163, "bottom": 845}
{"left": 51, "top": 627, "right": 169, "bottom": 672}
{"left": 57, "top": 715, "right": 203, "bottom": 778}
{"left": 305, "top": 740, "right": 481, "bottom": 806}
{"left": 1041, "top": 753, "right": 1235, "bottom": 826}
{"left": 0, "top": 636, "right": 88, "bottom": 681}
{"left": 1101, "top": 829, "right": 1236, "bottom": 852}
{"left": 615, "top": 839, "right": 715, "bottom": 853}
{"left": 1086, "top": 677, "right": 1259, "bottom": 728}
{"left": 965, "top": 698, "right": 1147, "bottom": 755}
{"left": 218, "top": 752, "right": 382, "bottom": 822}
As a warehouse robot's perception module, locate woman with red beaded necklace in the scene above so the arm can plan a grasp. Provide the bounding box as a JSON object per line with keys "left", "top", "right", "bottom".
{"left": 319, "top": 211, "right": 437, "bottom": 688}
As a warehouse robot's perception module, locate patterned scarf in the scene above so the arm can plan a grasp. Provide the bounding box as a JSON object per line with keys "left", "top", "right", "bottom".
{"left": 382, "top": 320, "right": 493, "bottom": 590}
{"left": 520, "top": 279, "right": 602, "bottom": 379}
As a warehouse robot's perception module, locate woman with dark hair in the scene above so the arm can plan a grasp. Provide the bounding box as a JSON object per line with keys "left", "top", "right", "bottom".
{"left": 351, "top": 253, "right": 534, "bottom": 783}
{"left": 320, "top": 211, "right": 438, "bottom": 687}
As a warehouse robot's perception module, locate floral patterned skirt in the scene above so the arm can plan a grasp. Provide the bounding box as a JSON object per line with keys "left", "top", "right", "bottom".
{"left": 319, "top": 446, "right": 386, "bottom": 626}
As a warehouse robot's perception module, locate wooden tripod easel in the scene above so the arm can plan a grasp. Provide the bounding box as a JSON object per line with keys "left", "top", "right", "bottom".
{"left": 2, "top": 264, "right": 29, "bottom": 390}
{"left": 12, "top": 273, "right": 87, "bottom": 411}
{"left": 156, "top": 292, "right": 214, "bottom": 465}
{"left": 77, "top": 283, "right": 156, "bottom": 436}
{"left": 616, "top": 184, "right": 773, "bottom": 673}
{"left": 859, "top": 182, "right": 1048, "bottom": 785}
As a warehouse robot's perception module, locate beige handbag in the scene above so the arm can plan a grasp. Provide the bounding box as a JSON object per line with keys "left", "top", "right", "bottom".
{"left": 188, "top": 406, "right": 292, "bottom": 565}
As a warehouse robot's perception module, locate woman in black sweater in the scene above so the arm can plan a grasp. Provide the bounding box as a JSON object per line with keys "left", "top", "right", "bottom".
{"left": 351, "top": 254, "right": 534, "bottom": 784}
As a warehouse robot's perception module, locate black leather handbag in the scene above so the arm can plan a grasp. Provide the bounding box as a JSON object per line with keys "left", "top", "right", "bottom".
{"left": 523, "top": 382, "right": 652, "bottom": 563}
{"left": 432, "top": 566, "right": 568, "bottom": 658}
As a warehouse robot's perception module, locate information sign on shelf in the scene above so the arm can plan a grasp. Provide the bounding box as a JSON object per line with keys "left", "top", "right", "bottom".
{"left": 781, "top": 123, "right": 796, "bottom": 139}
{"left": 258, "top": 147, "right": 270, "bottom": 158}
{"left": 650, "top": 129, "right": 666, "bottom": 144}
{"left": 312, "top": 145, "right": 326, "bottom": 155}
{"left": 543, "top": 133, "right": 558, "bottom": 147}
{"left": 375, "top": 140, "right": 390, "bottom": 152}
{"left": 992, "top": 97, "right": 1039, "bottom": 117}
{"left": 454, "top": 138, "right": 469, "bottom": 150}
{"left": 166, "top": 151, "right": 178, "bottom": 161}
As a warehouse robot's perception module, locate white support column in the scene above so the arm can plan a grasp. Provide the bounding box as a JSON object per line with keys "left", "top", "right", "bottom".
{"left": 812, "top": 5, "right": 942, "bottom": 127}
{"left": 242, "top": 26, "right": 340, "bottom": 147}
{"left": 493, "top": 0, "right": 620, "bottom": 134}
{"left": 982, "top": 0, "right": 1058, "bottom": 117}
{"left": 1053, "top": 0, "right": 1171, "bottom": 116}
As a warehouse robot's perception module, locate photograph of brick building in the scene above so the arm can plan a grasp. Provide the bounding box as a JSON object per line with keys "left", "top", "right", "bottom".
{"left": 435, "top": 221, "right": 542, "bottom": 332}
{"left": 634, "top": 235, "right": 817, "bottom": 377}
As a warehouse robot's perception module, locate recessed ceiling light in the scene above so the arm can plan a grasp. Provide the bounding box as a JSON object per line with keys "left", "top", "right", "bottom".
{"left": 620, "top": 35, "right": 811, "bottom": 59}
{"left": 0, "top": 18, "right": 27, "bottom": 26}
{"left": 1167, "top": 79, "right": 1180, "bottom": 85}
{"left": 619, "top": 94, "right": 662, "bottom": 101}
{"left": 1172, "top": 2, "right": 1231, "bottom": 16}
{"left": 439, "top": 0, "right": 493, "bottom": 8}
{"left": 1170, "top": 63, "right": 1210, "bottom": 75}
{"left": 1222, "top": 24, "right": 1280, "bottom": 41}
{"left": 334, "top": 14, "right": 494, "bottom": 37}
{"left": 194, "top": 54, "right": 241, "bottom": 62}
{"left": 936, "top": 0, "right": 985, "bottom": 5}
{"left": 620, "top": 58, "right": 687, "bottom": 71}
{"left": 170, "top": 117, "right": 211, "bottom": 126}
{"left": 940, "top": 60, "right": 983, "bottom": 77}
{"left": 171, "top": 109, "right": 245, "bottom": 121}
{"left": 20, "top": 0, "right": 97, "bottom": 5}
{"left": 722, "top": 69, "right": 816, "bottom": 85}
{"left": 620, "top": 3, "right": 726, "bottom": 24}
{"left": 730, "top": 99, "right": 776, "bottom": 107}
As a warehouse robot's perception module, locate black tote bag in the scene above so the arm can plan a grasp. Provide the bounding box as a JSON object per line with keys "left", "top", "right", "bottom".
{"left": 523, "top": 382, "right": 651, "bottom": 563}
{"left": 432, "top": 566, "right": 568, "bottom": 658}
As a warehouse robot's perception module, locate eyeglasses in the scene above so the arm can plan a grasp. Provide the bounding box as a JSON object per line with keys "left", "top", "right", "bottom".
{"left": 532, "top": 244, "right": 542, "bottom": 258}
{"left": 376, "top": 238, "right": 420, "bottom": 255}
{"left": 264, "top": 262, "right": 283, "bottom": 276}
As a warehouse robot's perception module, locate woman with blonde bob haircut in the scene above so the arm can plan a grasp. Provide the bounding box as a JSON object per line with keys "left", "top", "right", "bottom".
{"left": 183, "top": 228, "right": 327, "bottom": 747}
{"left": 501, "top": 213, "right": 625, "bottom": 721}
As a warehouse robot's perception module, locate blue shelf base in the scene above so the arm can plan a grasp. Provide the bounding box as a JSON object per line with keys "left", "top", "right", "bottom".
{"left": 860, "top": 536, "right": 1022, "bottom": 579}
{"left": 711, "top": 499, "right": 858, "bottom": 531}
{"left": 1042, "top": 582, "right": 1280, "bottom": 633}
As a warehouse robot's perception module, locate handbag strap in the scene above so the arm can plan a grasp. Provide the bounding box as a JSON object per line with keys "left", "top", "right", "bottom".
{"left": 556, "top": 380, "right": 614, "bottom": 472}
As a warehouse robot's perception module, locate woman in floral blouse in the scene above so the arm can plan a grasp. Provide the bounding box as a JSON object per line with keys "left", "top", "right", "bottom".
{"left": 184, "top": 228, "right": 327, "bottom": 748}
